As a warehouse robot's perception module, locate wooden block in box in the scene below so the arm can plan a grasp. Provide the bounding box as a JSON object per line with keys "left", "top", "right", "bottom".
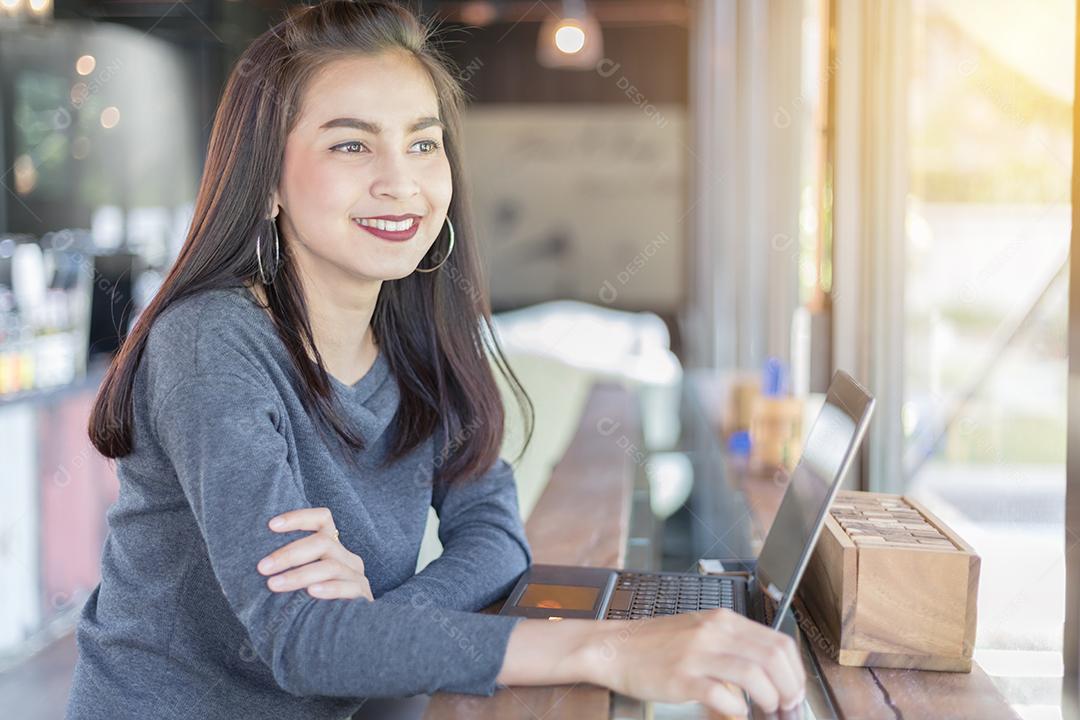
{"left": 798, "top": 490, "right": 980, "bottom": 672}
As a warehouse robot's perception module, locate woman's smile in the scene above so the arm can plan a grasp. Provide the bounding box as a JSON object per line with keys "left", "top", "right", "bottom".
{"left": 352, "top": 214, "right": 422, "bottom": 242}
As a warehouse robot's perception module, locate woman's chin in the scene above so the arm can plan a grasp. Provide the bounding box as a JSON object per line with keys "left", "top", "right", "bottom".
{"left": 345, "top": 259, "right": 423, "bottom": 283}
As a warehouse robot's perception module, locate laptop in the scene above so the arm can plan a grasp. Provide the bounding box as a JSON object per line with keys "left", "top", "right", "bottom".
{"left": 499, "top": 370, "right": 875, "bottom": 630}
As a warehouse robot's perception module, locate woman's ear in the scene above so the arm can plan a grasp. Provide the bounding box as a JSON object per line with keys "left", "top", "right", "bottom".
{"left": 269, "top": 190, "right": 281, "bottom": 220}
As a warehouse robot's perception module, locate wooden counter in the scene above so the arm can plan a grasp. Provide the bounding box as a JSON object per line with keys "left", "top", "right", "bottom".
{"left": 423, "top": 380, "right": 641, "bottom": 720}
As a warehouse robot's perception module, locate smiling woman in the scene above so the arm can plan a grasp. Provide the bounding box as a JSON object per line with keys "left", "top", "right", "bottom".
{"left": 68, "top": 1, "right": 540, "bottom": 718}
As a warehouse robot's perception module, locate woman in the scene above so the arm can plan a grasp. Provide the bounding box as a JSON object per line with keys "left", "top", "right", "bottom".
{"left": 66, "top": 2, "right": 805, "bottom": 718}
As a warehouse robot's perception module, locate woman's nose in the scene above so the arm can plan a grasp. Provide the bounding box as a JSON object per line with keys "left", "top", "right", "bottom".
{"left": 370, "top": 153, "right": 420, "bottom": 200}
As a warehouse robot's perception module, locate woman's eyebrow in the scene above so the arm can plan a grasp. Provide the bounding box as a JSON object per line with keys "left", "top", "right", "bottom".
{"left": 318, "top": 116, "right": 443, "bottom": 134}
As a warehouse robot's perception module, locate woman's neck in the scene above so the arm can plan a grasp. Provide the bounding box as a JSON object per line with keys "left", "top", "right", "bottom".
{"left": 245, "top": 278, "right": 380, "bottom": 385}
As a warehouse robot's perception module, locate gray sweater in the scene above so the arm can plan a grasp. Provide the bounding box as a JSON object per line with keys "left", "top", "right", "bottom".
{"left": 65, "top": 286, "right": 532, "bottom": 720}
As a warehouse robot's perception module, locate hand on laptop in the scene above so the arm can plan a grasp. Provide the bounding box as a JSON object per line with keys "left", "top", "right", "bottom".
{"left": 593, "top": 608, "right": 806, "bottom": 717}
{"left": 256, "top": 507, "right": 374, "bottom": 601}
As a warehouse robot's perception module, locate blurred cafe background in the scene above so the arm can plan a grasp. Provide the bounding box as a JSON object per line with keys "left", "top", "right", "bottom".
{"left": 0, "top": 1, "right": 1078, "bottom": 719}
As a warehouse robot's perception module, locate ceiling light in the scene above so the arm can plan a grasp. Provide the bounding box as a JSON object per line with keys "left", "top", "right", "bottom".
{"left": 537, "top": 0, "right": 603, "bottom": 70}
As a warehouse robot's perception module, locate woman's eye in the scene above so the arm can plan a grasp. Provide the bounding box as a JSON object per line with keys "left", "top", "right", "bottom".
{"left": 412, "top": 139, "right": 441, "bottom": 154}
{"left": 333, "top": 141, "right": 366, "bottom": 154}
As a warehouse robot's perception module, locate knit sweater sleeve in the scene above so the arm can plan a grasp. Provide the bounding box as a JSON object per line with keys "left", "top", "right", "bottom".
{"left": 376, "top": 457, "right": 532, "bottom": 611}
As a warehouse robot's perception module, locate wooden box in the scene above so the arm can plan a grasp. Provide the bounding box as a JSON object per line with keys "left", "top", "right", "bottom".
{"left": 798, "top": 491, "right": 980, "bottom": 672}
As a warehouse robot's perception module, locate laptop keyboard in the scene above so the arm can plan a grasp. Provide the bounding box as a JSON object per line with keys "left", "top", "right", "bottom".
{"left": 605, "top": 572, "right": 742, "bottom": 620}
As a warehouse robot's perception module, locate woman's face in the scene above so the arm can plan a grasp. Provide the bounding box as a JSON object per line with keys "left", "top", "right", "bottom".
{"left": 272, "top": 50, "right": 453, "bottom": 285}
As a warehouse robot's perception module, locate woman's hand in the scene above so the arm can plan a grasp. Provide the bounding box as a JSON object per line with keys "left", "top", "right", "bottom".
{"left": 256, "top": 507, "right": 374, "bottom": 601}
{"left": 592, "top": 609, "right": 806, "bottom": 717}
{"left": 498, "top": 608, "right": 806, "bottom": 718}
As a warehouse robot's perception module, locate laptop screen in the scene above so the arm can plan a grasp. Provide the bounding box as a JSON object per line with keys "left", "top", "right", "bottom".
{"left": 753, "top": 371, "right": 875, "bottom": 624}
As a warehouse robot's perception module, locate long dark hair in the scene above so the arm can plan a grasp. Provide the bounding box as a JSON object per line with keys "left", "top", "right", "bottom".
{"left": 89, "top": 0, "right": 533, "bottom": 486}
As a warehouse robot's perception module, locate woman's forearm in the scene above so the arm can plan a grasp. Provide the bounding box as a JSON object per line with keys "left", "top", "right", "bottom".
{"left": 495, "top": 618, "right": 613, "bottom": 688}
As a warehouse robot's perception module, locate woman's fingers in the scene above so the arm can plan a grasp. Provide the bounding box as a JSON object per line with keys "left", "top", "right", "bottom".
{"left": 257, "top": 506, "right": 373, "bottom": 602}
{"left": 707, "top": 612, "right": 805, "bottom": 707}
{"left": 695, "top": 679, "right": 748, "bottom": 718}
{"left": 259, "top": 505, "right": 366, "bottom": 576}
{"left": 752, "top": 637, "right": 805, "bottom": 706}
{"left": 264, "top": 558, "right": 371, "bottom": 601}
{"left": 704, "top": 654, "right": 784, "bottom": 714}
{"left": 734, "top": 613, "right": 805, "bottom": 693}
{"left": 268, "top": 507, "right": 336, "bottom": 534}
{"left": 265, "top": 558, "right": 351, "bottom": 592}
{"left": 709, "top": 640, "right": 802, "bottom": 711}
{"left": 307, "top": 579, "right": 374, "bottom": 601}
{"left": 258, "top": 531, "right": 362, "bottom": 576}
{"left": 269, "top": 561, "right": 372, "bottom": 601}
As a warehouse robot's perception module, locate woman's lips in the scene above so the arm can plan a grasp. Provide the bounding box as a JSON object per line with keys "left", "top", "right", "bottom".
{"left": 353, "top": 217, "right": 420, "bottom": 242}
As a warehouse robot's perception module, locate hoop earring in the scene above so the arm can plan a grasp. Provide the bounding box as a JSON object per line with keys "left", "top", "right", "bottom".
{"left": 415, "top": 216, "right": 455, "bottom": 273}
{"left": 256, "top": 216, "right": 281, "bottom": 284}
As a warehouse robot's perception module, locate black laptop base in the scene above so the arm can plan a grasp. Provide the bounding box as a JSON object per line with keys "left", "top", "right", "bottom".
{"left": 499, "top": 563, "right": 769, "bottom": 624}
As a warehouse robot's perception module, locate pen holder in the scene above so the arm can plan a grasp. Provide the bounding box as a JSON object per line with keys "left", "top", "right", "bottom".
{"left": 798, "top": 490, "right": 980, "bottom": 672}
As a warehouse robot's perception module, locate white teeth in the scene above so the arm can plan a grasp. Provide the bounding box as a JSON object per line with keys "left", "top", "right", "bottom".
{"left": 357, "top": 217, "right": 415, "bottom": 232}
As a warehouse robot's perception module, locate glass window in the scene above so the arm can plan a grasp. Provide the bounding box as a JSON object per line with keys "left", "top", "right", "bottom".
{"left": 903, "top": 2, "right": 1072, "bottom": 717}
